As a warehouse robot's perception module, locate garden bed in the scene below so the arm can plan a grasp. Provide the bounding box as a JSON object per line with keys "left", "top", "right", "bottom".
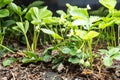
{"left": 0, "top": 48, "right": 120, "bottom": 80}
{"left": 0, "top": 0, "right": 120, "bottom": 80}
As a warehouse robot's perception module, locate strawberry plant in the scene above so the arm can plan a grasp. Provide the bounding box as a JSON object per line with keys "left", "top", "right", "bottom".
{"left": 1, "top": 0, "right": 120, "bottom": 73}
{"left": 0, "top": 0, "right": 15, "bottom": 54}
{"left": 99, "top": 46, "right": 120, "bottom": 66}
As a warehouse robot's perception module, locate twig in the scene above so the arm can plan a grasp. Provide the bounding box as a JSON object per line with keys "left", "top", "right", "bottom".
{"left": 10, "top": 70, "right": 15, "bottom": 80}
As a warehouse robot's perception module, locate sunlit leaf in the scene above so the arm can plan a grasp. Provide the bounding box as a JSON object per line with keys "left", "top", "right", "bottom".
{"left": 99, "top": 0, "right": 116, "bottom": 10}
{"left": 83, "top": 31, "right": 99, "bottom": 40}
{"left": 103, "top": 57, "right": 113, "bottom": 67}
{"left": 66, "top": 3, "right": 89, "bottom": 21}
{"left": 99, "top": 20, "right": 115, "bottom": 29}
{"left": 72, "top": 19, "right": 88, "bottom": 26}
{"left": 43, "top": 17, "right": 59, "bottom": 24}
{"left": 90, "top": 16, "right": 101, "bottom": 23}
{"left": 25, "top": 7, "right": 52, "bottom": 25}
{"left": 41, "top": 28, "right": 63, "bottom": 40}
{"left": 56, "top": 10, "right": 66, "bottom": 16}
{"left": 39, "top": 7, "right": 52, "bottom": 19}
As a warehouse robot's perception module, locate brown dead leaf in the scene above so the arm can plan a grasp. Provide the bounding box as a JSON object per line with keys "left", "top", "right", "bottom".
{"left": 81, "top": 69, "right": 93, "bottom": 75}
{"left": 17, "top": 50, "right": 26, "bottom": 57}
{"left": 57, "top": 63, "right": 65, "bottom": 72}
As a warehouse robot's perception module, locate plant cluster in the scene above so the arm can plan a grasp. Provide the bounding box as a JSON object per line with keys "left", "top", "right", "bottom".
{"left": 1, "top": 0, "right": 120, "bottom": 70}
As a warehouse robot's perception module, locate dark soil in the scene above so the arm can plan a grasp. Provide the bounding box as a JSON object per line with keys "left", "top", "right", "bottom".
{"left": 0, "top": 50, "right": 120, "bottom": 80}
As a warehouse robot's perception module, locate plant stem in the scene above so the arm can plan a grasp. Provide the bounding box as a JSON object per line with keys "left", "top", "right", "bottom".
{"left": 0, "top": 44, "right": 15, "bottom": 53}
{"left": 32, "top": 25, "right": 40, "bottom": 52}
{"left": 24, "top": 33, "right": 31, "bottom": 51}
{"left": 32, "top": 28, "right": 37, "bottom": 52}
{"left": 88, "top": 39, "right": 93, "bottom": 69}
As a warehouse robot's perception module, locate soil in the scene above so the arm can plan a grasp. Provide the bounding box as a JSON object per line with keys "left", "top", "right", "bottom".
{"left": 0, "top": 48, "right": 120, "bottom": 80}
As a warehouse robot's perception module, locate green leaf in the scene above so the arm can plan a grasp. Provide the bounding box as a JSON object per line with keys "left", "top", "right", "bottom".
{"left": 99, "top": 49, "right": 108, "bottom": 55}
{"left": 39, "top": 7, "right": 52, "bottom": 19}
{"left": 74, "top": 30, "right": 87, "bottom": 39}
{"left": 31, "top": 20, "right": 41, "bottom": 25}
{"left": 90, "top": 16, "right": 101, "bottom": 23}
{"left": 112, "top": 53, "right": 120, "bottom": 60}
{"left": 69, "top": 49, "right": 77, "bottom": 56}
{"left": 61, "top": 46, "right": 71, "bottom": 54}
{"left": 3, "top": 0, "right": 13, "bottom": 4}
{"left": 83, "top": 31, "right": 99, "bottom": 40}
{"left": 28, "top": 1, "right": 44, "bottom": 8}
{"left": 103, "top": 57, "right": 113, "bottom": 67}
{"left": 67, "top": 3, "right": 89, "bottom": 20}
{"left": 79, "top": 59, "right": 84, "bottom": 64}
{"left": 22, "top": 57, "right": 32, "bottom": 63}
{"left": 40, "top": 47, "right": 54, "bottom": 62}
{"left": 99, "top": 0, "right": 116, "bottom": 10}
{"left": 108, "top": 48, "right": 120, "bottom": 56}
{"left": 68, "top": 57, "right": 80, "bottom": 64}
{"left": 2, "top": 20, "right": 15, "bottom": 27}
{"left": 43, "top": 17, "right": 59, "bottom": 25}
{"left": 8, "top": 3, "right": 22, "bottom": 15}
{"left": 23, "top": 51, "right": 38, "bottom": 59}
{"left": 15, "top": 21, "right": 29, "bottom": 34}
{"left": 12, "top": 26, "right": 22, "bottom": 33}
{"left": 25, "top": 7, "right": 52, "bottom": 25}
{"left": 24, "top": 21, "right": 29, "bottom": 33}
{"left": 22, "top": 57, "right": 39, "bottom": 64}
{"left": 2, "top": 57, "right": 16, "bottom": 67}
{"left": 72, "top": 19, "right": 88, "bottom": 26}
{"left": 51, "top": 33, "right": 63, "bottom": 40}
{"left": 52, "top": 57, "right": 63, "bottom": 64}
{"left": 43, "top": 46, "right": 54, "bottom": 54}
{"left": 41, "top": 28, "right": 63, "bottom": 40}
{"left": 16, "top": 22, "right": 25, "bottom": 33}
{"left": 56, "top": 10, "right": 66, "bottom": 16}
{"left": 41, "top": 53, "right": 52, "bottom": 62}
{"left": 0, "top": 0, "right": 13, "bottom": 9}
{"left": 0, "top": 9, "right": 9, "bottom": 18}
{"left": 112, "top": 10, "right": 120, "bottom": 17}
{"left": 41, "top": 28, "right": 54, "bottom": 34}
{"left": 99, "top": 20, "right": 115, "bottom": 29}
{"left": 84, "top": 61, "right": 90, "bottom": 67}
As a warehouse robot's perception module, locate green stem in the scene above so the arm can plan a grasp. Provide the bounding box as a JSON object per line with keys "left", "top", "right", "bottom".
{"left": 88, "top": 39, "right": 93, "bottom": 69}
{"left": 20, "top": 16, "right": 23, "bottom": 22}
{"left": 32, "top": 28, "right": 37, "bottom": 52}
{"left": 59, "top": 24, "right": 63, "bottom": 38}
{"left": 32, "top": 25, "right": 40, "bottom": 52}
{"left": 0, "top": 44, "right": 15, "bottom": 53}
{"left": 24, "top": 33, "right": 31, "bottom": 51}
{"left": 112, "top": 25, "right": 116, "bottom": 46}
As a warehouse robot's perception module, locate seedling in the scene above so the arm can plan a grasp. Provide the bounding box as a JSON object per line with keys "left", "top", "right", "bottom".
{"left": 99, "top": 47, "right": 120, "bottom": 66}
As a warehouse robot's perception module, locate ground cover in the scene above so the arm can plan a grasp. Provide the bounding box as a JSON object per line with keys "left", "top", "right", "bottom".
{"left": 0, "top": 0, "right": 120, "bottom": 80}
